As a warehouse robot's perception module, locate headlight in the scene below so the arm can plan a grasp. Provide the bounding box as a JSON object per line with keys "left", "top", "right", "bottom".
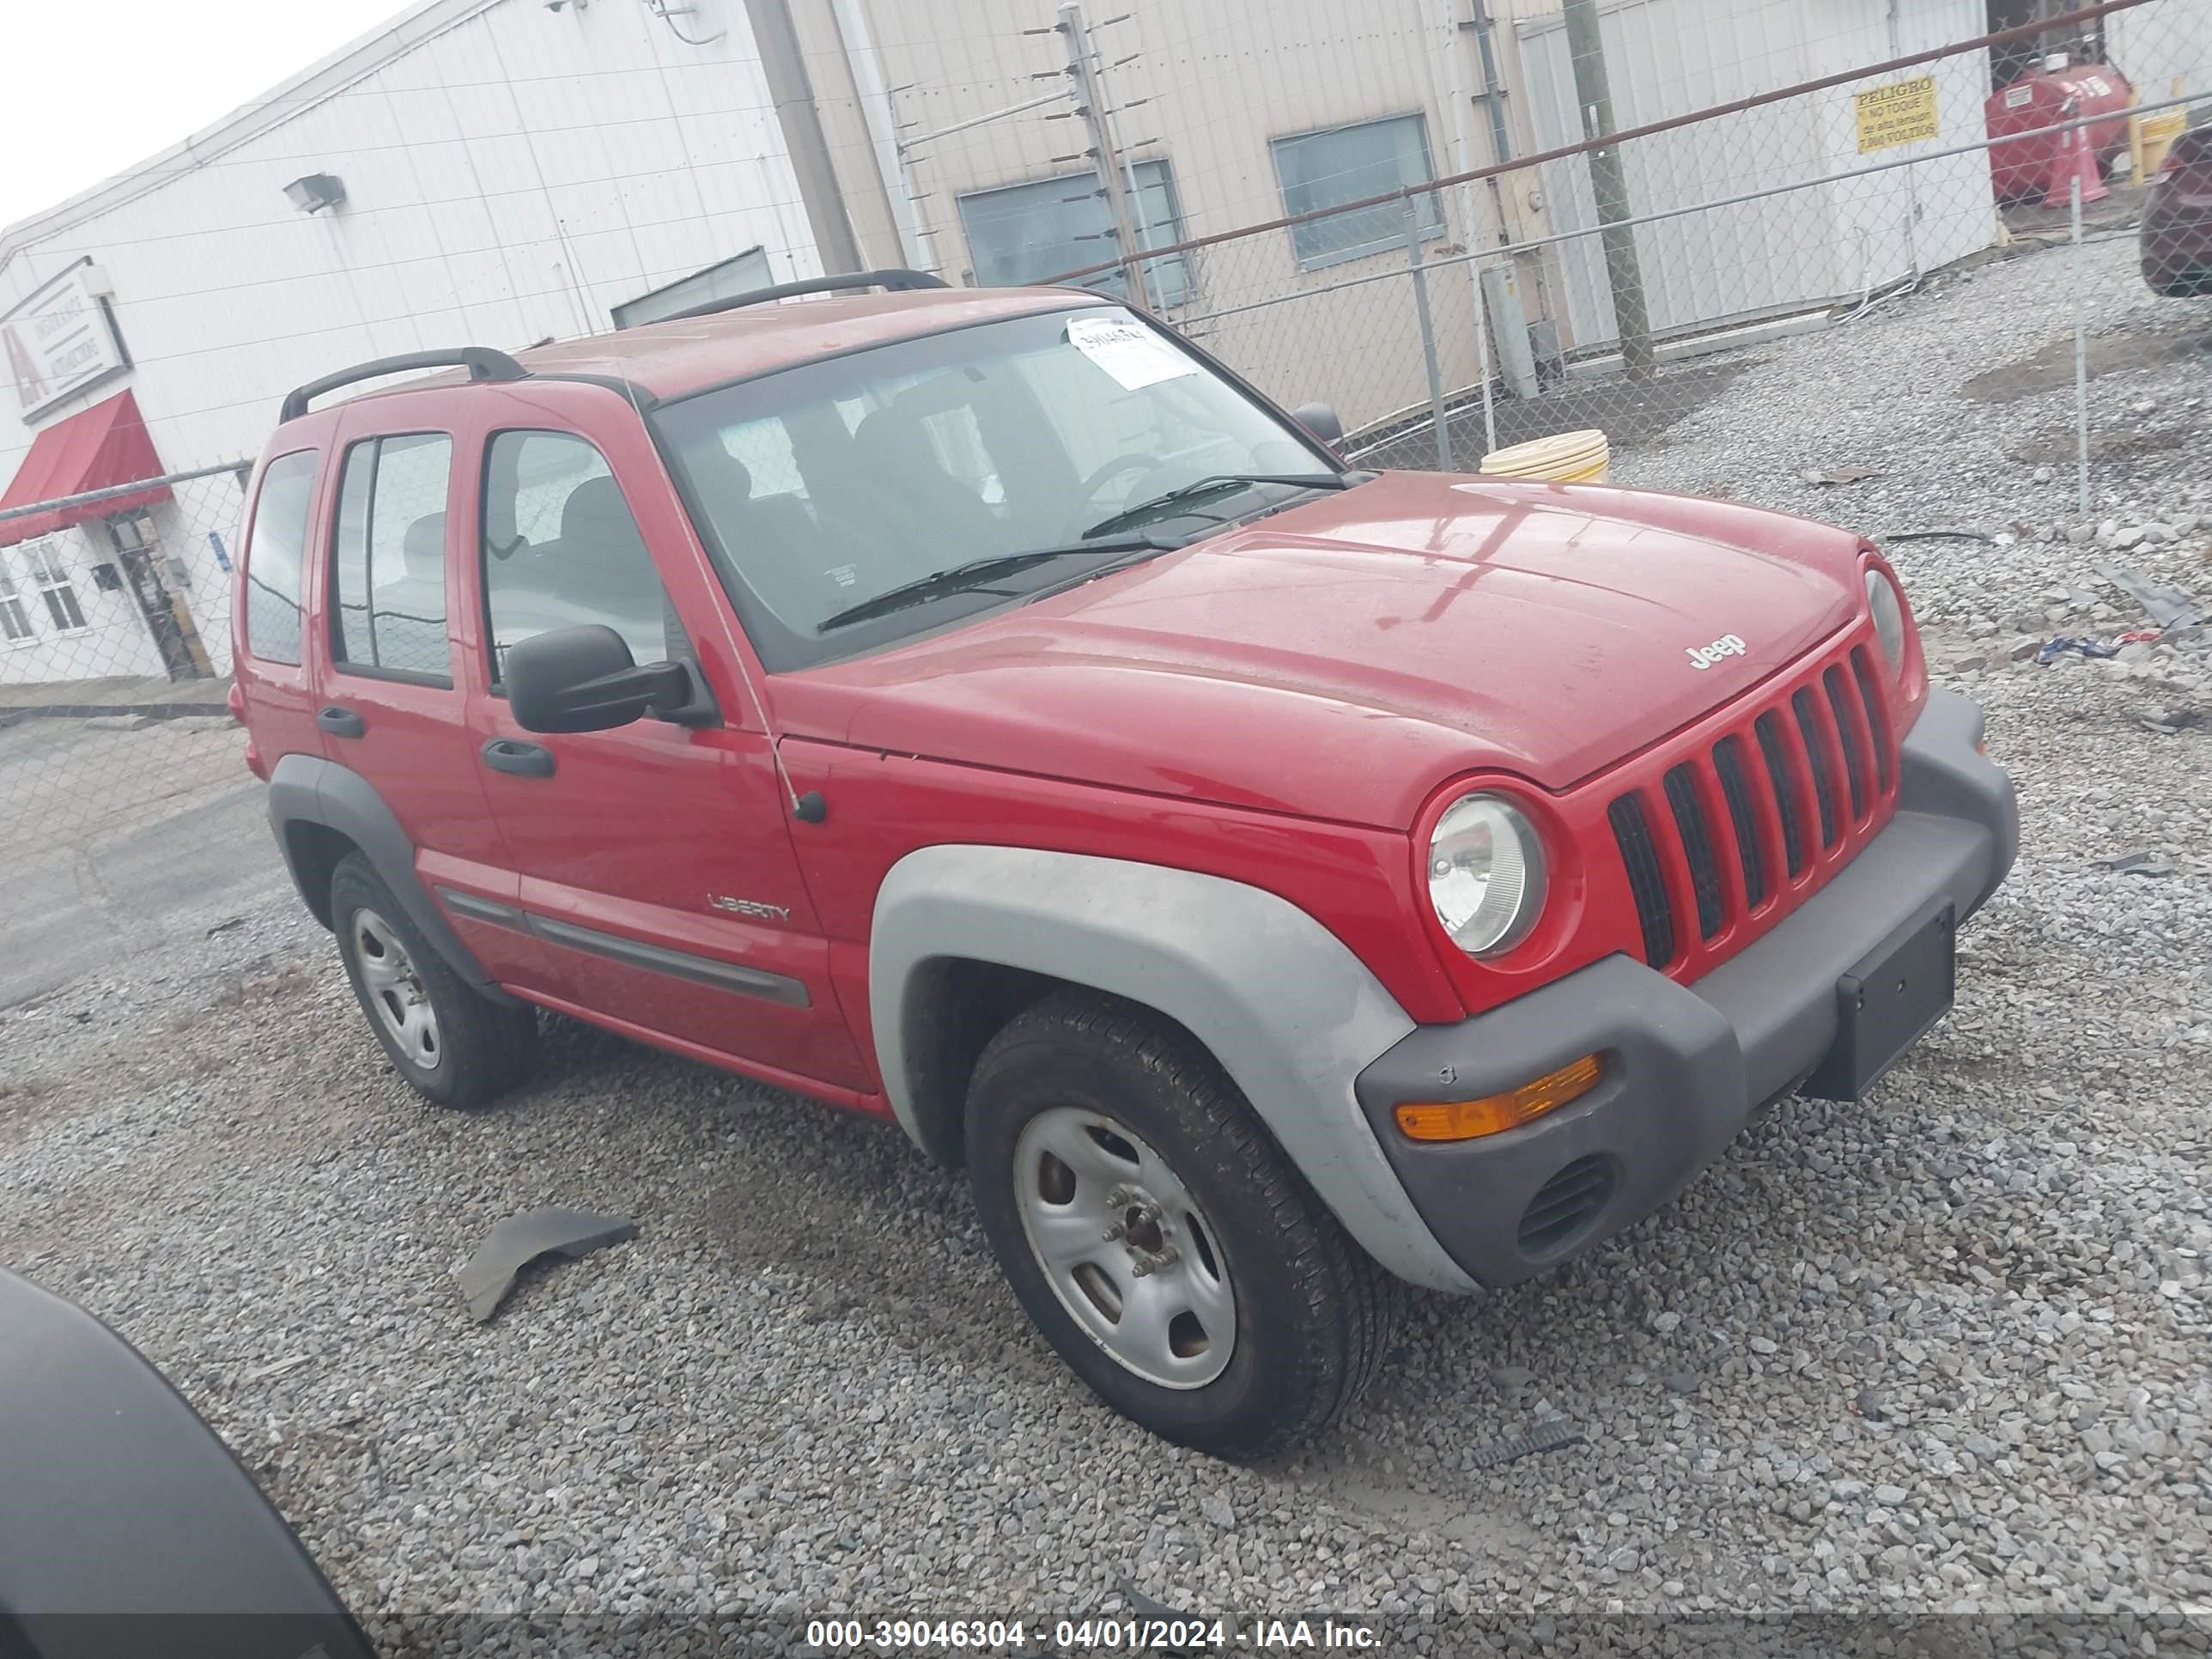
{"left": 1427, "top": 793, "right": 1547, "bottom": 957}
{"left": 1866, "top": 568, "right": 1908, "bottom": 672}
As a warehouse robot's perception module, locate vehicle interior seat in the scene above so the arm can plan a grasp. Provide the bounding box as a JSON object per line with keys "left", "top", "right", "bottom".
{"left": 843, "top": 403, "right": 1006, "bottom": 562}
{"left": 366, "top": 512, "right": 453, "bottom": 677}
{"left": 682, "top": 441, "right": 854, "bottom": 623}
{"left": 554, "top": 475, "right": 674, "bottom": 663}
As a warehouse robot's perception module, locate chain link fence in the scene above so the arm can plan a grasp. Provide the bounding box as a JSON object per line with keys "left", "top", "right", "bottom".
{"left": 1039, "top": 0, "right": 2209, "bottom": 501}
{"left": 1, "top": 466, "right": 251, "bottom": 910}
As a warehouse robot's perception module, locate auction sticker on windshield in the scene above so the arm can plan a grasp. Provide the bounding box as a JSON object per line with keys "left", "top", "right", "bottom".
{"left": 1067, "top": 314, "right": 1196, "bottom": 391}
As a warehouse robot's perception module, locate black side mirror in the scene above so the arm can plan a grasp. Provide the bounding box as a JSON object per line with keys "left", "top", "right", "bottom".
{"left": 1292, "top": 401, "right": 1344, "bottom": 446}
{"left": 506, "top": 623, "right": 697, "bottom": 734}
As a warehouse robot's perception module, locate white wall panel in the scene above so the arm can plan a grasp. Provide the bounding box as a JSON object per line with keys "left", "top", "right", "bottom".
{"left": 2109, "top": 0, "right": 2212, "bottom": 112}
{"left": 1517, "top": 0, "right": 1996, "bottom": 352}
{"left": 1, "top": 0, "right": 813, "bottom": 495}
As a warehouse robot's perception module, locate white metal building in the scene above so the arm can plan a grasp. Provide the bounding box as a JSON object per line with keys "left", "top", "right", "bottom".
{"left": 0, "top": 0, "right": 817, "bottom": 689}
{"left": 1504, "top": 0, "right": 1997, "bottom": 353}
{"left": 786, "top": 0, "right": 1510, "bottom": 440}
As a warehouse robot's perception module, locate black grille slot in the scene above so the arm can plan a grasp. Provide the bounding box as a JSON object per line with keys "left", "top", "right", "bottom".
{"left": 1517, "top": 1155, "right": 1616, "bottom": 1256}
{"left": 1753, "top": 711, "right": 1807, "bottom": 878}
{"left": 1790, "top": 688, "right": 1839, "bottom": 848}
{"left": 1711, "top": 736, "right": 1768, "bottom": 910}
{"left": 1662, "top": 765, "right": 1725, "bottom": 939}
{"left": 1824, "top": 666, "right": 1869, "bottom": 821}
{"left": 1607, "top": 793, "right": 1675, "bottom": 968}
{"left": 1850, "top": 647, "right": 1894, "bottom": 795}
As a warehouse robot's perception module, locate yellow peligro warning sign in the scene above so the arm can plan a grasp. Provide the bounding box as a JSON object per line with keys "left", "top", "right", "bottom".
{"left": 1856, "top": 75, "right": 1939, "bottom": 153}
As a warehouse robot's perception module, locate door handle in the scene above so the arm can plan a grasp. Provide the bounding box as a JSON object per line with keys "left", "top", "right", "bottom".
{"left": 317, "top": 706, "right": 365, "bottom": 738}
{"left": 481, "top": 738, "right": 556, "bottom": 779}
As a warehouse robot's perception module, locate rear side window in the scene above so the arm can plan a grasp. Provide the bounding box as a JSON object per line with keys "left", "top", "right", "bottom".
{"left": 480, "top": 430, "right": 676, "bottom": 683}
{"left": 331, "top": 433, "right": 454, "bottom": 682}
{"left": 242, "top": 449, "right": 318, "bottom": 665}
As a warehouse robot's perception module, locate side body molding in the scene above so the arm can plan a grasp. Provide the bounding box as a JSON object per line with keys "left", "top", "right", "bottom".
{"left": 265, "top": 751, "right": 514, "bottom": 1000}
{"left": 868, "top": 846, "right": 1477, "bottom": 1294}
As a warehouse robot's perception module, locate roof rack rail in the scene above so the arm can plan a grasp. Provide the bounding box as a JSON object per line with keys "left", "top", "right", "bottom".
{"left": 662, "top": 268, "right": 949, "bottom": 324}
{"left": 279, "top": 347, "right": 528, "bottom": 423}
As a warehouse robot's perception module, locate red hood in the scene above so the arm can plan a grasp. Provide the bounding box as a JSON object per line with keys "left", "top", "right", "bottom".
{"left": 774, "top": 472, "right": 1868, "bottom": 829}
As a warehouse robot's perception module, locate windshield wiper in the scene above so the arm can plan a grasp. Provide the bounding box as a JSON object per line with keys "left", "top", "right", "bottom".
{"left": 817, "top": 533, "right": 1182, "bottom": 633}
{"left": 1081, "top": 471, "right": 1348, "bottom": 540}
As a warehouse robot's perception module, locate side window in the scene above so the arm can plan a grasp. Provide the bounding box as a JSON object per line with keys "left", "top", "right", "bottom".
{"left": 480, "top": 430, "right": 674, "bottom": 683}
{"left": 242, "top": 449, "right": 319, "bottom": 665}
{"left": 1270, "top": 114, "right": 1442, "bottom": 269}
{"left": 331, "top": 433, "right": 454, "bottom": 681}
{"left": 22, "top": 539, "right": 88, "bottom": 633}
{"left": 0, "top": 551, "right": 33, "bottom": 642}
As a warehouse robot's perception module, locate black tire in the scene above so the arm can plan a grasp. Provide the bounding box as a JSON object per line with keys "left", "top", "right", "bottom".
{"left": 964, "top": 989, "right": 1401, "bottom": 1460}
{"left": 328, "top": 853, "right": 536, "bottom": 1109}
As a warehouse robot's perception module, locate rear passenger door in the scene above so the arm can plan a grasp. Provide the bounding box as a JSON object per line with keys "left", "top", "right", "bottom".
{"left": 310, "top": 401, "right": 547, "bottom": 994}
{"left": 462, "top": 392, "right": 868, "bottom": 1096}
{"left": 232, "top": 445, "right": 328, "bottom": 776}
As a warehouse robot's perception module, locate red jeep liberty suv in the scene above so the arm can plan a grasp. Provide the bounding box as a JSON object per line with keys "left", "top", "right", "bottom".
{"left": 232, "top": 270, "right": 2017, "bottom": 1458}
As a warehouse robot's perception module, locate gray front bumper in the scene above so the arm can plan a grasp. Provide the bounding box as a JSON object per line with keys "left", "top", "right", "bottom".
{"left": 1353, "top": 688, "right": 2017, "bottom": 1289}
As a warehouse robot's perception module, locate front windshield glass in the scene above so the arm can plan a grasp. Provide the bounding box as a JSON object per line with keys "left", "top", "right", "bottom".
{"left": 652, "top": 305, "right": 1334, "bottom": 670}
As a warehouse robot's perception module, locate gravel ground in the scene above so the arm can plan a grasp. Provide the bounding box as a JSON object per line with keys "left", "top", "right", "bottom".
{"left": 3, "top": 234, "right": 2210, "bottom": 1653}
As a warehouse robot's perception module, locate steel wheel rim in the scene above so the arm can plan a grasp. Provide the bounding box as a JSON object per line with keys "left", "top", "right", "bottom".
{"left": 351, "top": 907, "right": 442, "bottom": 1073}
{"left": 1012, "top": 1106, "right": 1236, "bottom": 1389}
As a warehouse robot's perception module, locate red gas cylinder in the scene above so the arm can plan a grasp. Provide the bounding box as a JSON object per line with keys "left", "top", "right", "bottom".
{"left": 1986, "top": 63, "right": 2136, "bottom": 200}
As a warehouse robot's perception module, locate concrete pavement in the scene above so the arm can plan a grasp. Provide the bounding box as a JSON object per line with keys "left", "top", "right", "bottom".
{"left": 0, "top": 714, "right": 276, "bottom": 1008}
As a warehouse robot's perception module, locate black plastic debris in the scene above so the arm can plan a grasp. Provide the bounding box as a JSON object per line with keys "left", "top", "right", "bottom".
{"left": 2103, "top": 852, "right": 2179, "bottom": 877}
{"left": 1886, "top": 527, "right": 1994, "bottom": 544}
{"left": 1464, "top": 1418, "right": 1585, "bottom": 1468}
{"left": 455, "top": 1206, "right": 637, "bottom": 1323}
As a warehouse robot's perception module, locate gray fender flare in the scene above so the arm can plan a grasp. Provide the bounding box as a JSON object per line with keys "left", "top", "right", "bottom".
{"left": 869, "top": 845, "right": 1477, "bottom": 1294}
{"left": 266, "top": 751, "right": 510, "bottom": 998}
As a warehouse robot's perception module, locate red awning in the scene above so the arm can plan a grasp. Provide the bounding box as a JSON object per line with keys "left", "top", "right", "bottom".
{"left": 0, "top": 389, "right": 172, "bottom": 548}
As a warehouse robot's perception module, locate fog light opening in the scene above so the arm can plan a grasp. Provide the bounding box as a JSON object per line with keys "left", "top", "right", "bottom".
{"left": 1394, "top": 1054, "right": 1603, "bottom": 1142}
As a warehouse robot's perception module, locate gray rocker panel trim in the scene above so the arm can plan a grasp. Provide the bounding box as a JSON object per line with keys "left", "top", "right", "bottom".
{"left": 534, "top": 915, "right": 810, "bottom": 1006}
{"left": 266, "top": 752, "right": 514, "bottom": 1001}
{"left": 433, "top": 885, "right": 810, "bottom": 1006}
{"left": 868, "top": 845, "right": 1477, "bottom": 1294}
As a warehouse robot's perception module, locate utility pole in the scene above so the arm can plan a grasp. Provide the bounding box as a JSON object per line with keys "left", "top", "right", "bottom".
{"left": 1059, "top": 1, "right": 1151, "bottom": 307}
{"left": 1084, "top": 13, "right": 1160, "bottom": 310}
{"left": 746, "top": 0, "right": 865, "bottom": 274}
{"left": 1561, "top": 0, "right": 1656, "bottom": 381}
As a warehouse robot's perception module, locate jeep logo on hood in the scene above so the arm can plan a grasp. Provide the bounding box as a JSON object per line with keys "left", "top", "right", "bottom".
{"left": 1686, "top": 634, "right": 1748, "bottom": 671}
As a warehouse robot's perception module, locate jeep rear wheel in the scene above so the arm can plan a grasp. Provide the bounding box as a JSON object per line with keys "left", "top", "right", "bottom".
{"left": 965, "top": 991, "right": 1399, "bottom": 1460}
{"left": 330, "top": 853, "right": 537, "bottom": 1109}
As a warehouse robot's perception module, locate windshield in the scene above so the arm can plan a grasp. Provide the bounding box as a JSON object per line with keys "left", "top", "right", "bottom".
{"left": 652, "top": 305, "right": 1336, "bottom": 670}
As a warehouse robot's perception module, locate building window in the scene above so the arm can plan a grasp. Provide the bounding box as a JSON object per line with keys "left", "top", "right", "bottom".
{"left": 331, "top": 432, "right": 455, "bottom": 682}
{"left": 958, "top": 160, "right": 1194, "bottom": 307}
{"left": 0, "top": 552, "right": 33, "bottom": 642}
{"left": 22, "top": 538, "right": 88, "bottom": 633}
{"left": 1270, "top": 113, "right": 1443, "bottom": 270}
{"left": 613, "top": 247, "right": 774, "bottom": 329}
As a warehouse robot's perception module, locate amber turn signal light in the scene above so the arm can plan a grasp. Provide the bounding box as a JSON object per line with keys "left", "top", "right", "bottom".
{"left": 1393, "top": 1054, "right": 1602, "bottom": 1142}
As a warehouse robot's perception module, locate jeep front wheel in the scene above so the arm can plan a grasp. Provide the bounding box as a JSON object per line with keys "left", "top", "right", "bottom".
{"left": 964, "top": 991, "right": 1398, "bottom": 1459}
